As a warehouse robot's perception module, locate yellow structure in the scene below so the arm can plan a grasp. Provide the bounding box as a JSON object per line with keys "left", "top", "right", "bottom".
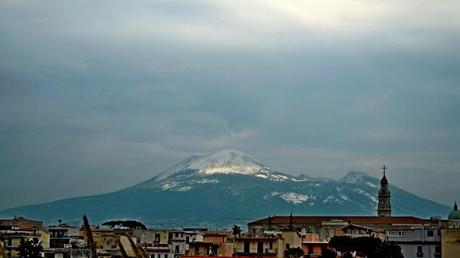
{"left": 0, "top": 240, "right": 7, "bottom": 258}
{"left": 441, "top": 202, "right": 460, "bottom": 258}
{"left": 441, "top": 228, "right": 460, "bottom": 258}
{"left": 0, "top": 230, "right": 48, "bottom": 257}
{"left": 91, "top": 228, "right": 118, "bottom": 250}
{"left": 154, "top": 230, "right": 170, "bottom": 245}
{"left": 119, "top": 234, "right": 137, "bottom": 257}
{"left": 234, "top": 233, "right": 280, "bottom": 258}
{"left": 234, "top": 230, "right": 303, "bottom": 258}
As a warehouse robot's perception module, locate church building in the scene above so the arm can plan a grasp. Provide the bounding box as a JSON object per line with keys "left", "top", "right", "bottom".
{"left": 247, "top": 165, "right": 457, "bottom": 258}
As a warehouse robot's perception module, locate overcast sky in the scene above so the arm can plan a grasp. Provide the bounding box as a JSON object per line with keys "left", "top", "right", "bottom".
{"left": 1, "top": 0, "right": 459, "bottom": 210}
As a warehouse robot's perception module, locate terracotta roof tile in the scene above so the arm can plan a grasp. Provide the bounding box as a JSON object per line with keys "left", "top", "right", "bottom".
{"left": 249, "top": 216, "right": 435, "bottom": 226}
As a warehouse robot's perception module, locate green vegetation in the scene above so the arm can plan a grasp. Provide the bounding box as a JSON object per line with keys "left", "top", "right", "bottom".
{"left": 18, "top": 238, "right": 43, "bottom": 258}
{"left": 284, "top": 247, "right": 304, "bottom": 258}
{"left": 232, "top": 225, "right": 241, "bottom": 235}
{"left": 328, "top": 236, "right": 403, "bottom": 258}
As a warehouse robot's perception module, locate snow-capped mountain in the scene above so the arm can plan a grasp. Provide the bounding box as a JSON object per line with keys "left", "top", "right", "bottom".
{"left": 189, "top": 149, "right": 269, "bottom": 175}
{"left": 137, "top": 150, "right": 289, "bottom": 190}
{"left": 0, "top": 150, "right": 450, "bottom": 227}
{"left": 153, "top": 150, "right": 277, "bottom": 180}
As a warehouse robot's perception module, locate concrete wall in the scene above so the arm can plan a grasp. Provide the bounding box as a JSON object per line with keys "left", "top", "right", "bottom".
{"left": 388, "top": 227, "right": 441, "bottom": 258}
{"left": 396, "top": 244, "right": 439, "bottom": 258}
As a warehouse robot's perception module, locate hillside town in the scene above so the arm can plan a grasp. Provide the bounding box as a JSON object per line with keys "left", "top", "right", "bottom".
{"left": 1, "top": 172, "right": 459, "bottom": 258}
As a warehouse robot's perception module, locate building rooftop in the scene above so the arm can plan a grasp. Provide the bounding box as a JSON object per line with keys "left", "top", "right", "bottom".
{"left": 249, "top": 216, "right": 438, "bottom": 226}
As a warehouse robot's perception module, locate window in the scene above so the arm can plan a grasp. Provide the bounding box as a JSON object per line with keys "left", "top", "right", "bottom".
{"left": 186, "top": 236, "right": 189, "bottom": 243}
{"left": 427, "top": 230, "right": 434, "bottom": 237}
{"left": 435, "top": 246, "right": 441, "bottom": 253}
{"left": 210, "top": 245, "right": 218, "bottom": 256}
{"left": 269, "top": 242, "right": 273, "bottom": 250}
{"left": 286, "top": 243, "right": 290, "bottom": 249}
{"left": 389, "top": 231, "right": 404, "bottom": 237}
{"left": 244, "top": 241, "right": 250, "bottom": 253}
{"left": 434, "top": 245, "right": 441, "bottom": 257}
{"left": 417, "top": 246, "right": 424, "bottom": 257}
{"left": 175, "top": 245, "right": 180, "bottom": 253}
{"left": 164, "top": 254, "right": 168, "bottom": 258}
{"left": 257, "top": 242, "right": 264, "bottom": 254}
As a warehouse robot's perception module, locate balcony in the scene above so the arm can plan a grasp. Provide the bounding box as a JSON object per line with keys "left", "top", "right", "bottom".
{"left": 234, "top": 234, "right": 279, "bottom": 240}
{"left": 234, "top": 249, "right": 278, "bottom": 255}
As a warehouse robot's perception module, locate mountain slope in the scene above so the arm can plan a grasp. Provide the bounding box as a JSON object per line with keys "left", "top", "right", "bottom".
{"left": 0, "top": 150, "right": 450, "bottom": 227}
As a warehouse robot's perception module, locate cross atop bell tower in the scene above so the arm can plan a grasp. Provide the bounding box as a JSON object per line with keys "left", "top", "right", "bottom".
{"left": 381, "top": 165, "right": 388, "bottom": 177}
{"left": 377, "top": 165, "right": 392, "bottom": 217}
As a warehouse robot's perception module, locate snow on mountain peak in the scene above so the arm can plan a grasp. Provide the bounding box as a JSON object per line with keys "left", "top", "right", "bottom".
{"left": 189, "top": 149, "right": 269, "bottom": 175}
{"left": 151, "top": 149, "right": 273, "bottom": 183}
{"left": 339, "top": 171, "right": 371, "bottom": 184}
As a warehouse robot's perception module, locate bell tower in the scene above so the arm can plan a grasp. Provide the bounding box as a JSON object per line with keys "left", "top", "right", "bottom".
{"left": 377, "top": 165, "right": 392, "bottom": 217}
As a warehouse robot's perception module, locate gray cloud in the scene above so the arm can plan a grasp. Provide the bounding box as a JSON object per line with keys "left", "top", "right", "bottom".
{"left": 0, "top": 0, "right": 459, "bottom": 210}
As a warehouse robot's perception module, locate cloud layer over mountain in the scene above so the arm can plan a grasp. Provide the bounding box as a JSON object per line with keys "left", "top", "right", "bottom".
{"left": 1, "top": 0, "right": 459, "bottom": 209}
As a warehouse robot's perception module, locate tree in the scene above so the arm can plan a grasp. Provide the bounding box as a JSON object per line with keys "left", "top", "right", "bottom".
{"left": 370, "top": 242, "right": 404, "bottom": 258}
{"left": 18, "top": 238, "right": 43, "bottom": 258}
{"left": 329, "top": 236, "right": 353, "bottom": 253}
{"left": 232, "top": 225, "right": 241, "bottom": 235}
{"left": 319, "top": 247, "right": 337, "bottom": 258}
{"left": 284, "top": 247, "right": 304, "bottom": 258}
{"left": 353, "top": 236, "right": 381, "bottom": 256}
{"left": 342, "top": 252, "right": 353, "bottom": 258}
{"left": 328, "top": 236, "right": 403, "bottom": 258}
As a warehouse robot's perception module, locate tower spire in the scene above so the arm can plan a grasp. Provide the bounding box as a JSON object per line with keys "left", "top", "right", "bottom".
{"left": 377, "top": 165, "right": 391, "bottom": 217}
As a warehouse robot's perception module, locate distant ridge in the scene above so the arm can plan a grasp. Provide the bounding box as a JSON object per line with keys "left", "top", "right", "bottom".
{"left": 0, "top": 150, "right": 450, "bottom": 227}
